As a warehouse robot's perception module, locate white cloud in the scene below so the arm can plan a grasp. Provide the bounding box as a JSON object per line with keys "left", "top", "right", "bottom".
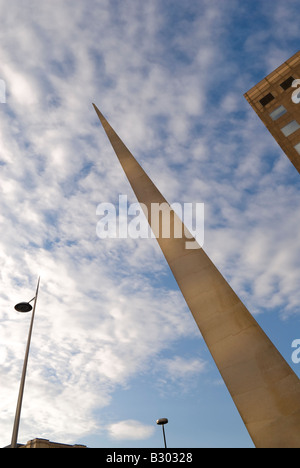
{"left": 107, "top": 419, "right": 155, "bottom": 441}
{"left": 160, "top": 356, "right": 206, "bottom": 381}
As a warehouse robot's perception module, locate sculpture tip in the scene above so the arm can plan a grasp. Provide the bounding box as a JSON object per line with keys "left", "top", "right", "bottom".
{"left": 92, "top": 102, "right": 105, "bottom": 122}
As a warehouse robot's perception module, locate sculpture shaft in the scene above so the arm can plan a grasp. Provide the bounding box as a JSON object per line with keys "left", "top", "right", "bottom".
{"left": 93, "top": 104, "right": 300, "bottom": 448}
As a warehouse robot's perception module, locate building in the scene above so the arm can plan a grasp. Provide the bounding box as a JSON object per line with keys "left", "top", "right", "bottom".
{"left": 4, "top": 438, "right": 87, "bottom": 448}
{"left": 244, "top": 50, "right": 300, "bottom": 174}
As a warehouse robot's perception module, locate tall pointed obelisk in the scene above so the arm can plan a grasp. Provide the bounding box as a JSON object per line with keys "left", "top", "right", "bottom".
{"left": 93, "top": 104, "right": 300, "bottom": 448}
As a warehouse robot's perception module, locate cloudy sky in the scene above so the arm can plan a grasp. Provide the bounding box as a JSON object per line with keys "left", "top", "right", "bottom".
{"left": 0, "top": 0, "right": 299, "bottom": 448}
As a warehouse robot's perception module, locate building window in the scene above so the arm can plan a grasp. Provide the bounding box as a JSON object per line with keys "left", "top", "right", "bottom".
{"left": 294, "top": 143, "right": 300, "bottom": 155}
{"left": 281, "top": 120, "right": 300, "bottom": 137}
{"left": 280, "top": 76, "right": 294, "bottom": 90}
{"left": 269, "top": 105, "right": 287, "bottom": 121}
{"left": 259, "top": 93, "right": 275, "bottom": 107}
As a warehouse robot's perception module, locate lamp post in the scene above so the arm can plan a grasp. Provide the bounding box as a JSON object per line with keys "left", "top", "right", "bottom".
{"left": 10, "top": 277, "right": 40, "bottom": 448}
{"left": 156, "top": 418, "right": 168, "bottom": 449}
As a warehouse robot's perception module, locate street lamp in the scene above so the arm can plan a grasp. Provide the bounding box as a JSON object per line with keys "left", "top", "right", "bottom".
{"left": 10, "top": 277, "right": 40, "bottom": 449}
{"left": 156, "top": 418, "right": 168, "bottom": 449}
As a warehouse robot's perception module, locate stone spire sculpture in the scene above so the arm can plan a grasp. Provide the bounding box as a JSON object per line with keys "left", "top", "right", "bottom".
{"left": 93, "top": 104, "right": 300, "bottom": 448}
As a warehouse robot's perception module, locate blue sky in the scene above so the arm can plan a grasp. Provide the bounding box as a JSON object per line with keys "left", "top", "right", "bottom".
{"left": 0, "top": 0, "right": 299, "bottom": 448}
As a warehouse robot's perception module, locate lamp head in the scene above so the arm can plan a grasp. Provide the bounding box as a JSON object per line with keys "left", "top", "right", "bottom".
{"left": 156, "top": 418, "right": 168, "bottom": 426}
{"left": 14, "top": 302, "right": 33, "bottom": 313}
